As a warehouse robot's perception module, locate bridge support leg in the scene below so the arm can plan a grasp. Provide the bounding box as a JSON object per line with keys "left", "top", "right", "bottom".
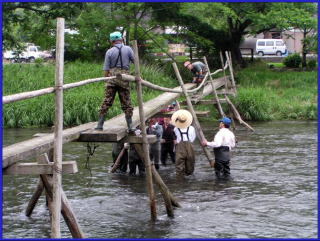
{"left": 38, "top": 153, "right": 85, "bottom": 238}
{"left": 25, "top": 179, "right": 44, "bottom": 217}
{"left": 133, "top": 40, "right": 157, "bottom": 221}
{"left": 133, "top": 143, "right": 180, "bottom": 217}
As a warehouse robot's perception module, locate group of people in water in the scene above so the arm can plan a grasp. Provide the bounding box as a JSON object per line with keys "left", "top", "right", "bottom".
{"left": 99, "top": 31, "right": 236, "bottom": 179}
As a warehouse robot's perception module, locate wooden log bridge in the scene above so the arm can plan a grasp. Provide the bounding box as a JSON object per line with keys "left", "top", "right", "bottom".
{"left": 3, "top": 78, "right": 226, "bottom": 169}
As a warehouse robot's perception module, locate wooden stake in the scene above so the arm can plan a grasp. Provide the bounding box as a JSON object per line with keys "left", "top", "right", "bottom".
{"left": 219, "top": 51, "right": 229, "bottom": 91}
{"left": 225, "top": 95, "right": 254, "bottom": 132}
{"left": 133, "top": 143, "right": 180, "bottom": 212}
{"left": 25, "top": 179, "right": 44, "bottom": 217}
{"left": 203, "top": 56, "right": 225, "bottom": 118}
{"left": 52, "top": 17, "right": 65, "bottom": 238}
{"left": 110, "top": 147, "right": 126, "bottom": 173}
{"left": 172, "top": 62, "right": 215, "bottom": 167}
{"left": 132, "top": 40, "right": 157, "bottom": 221}
{"left": 39, "top": 153, "right": 85, "bottom": 238}
{"left": 225, "top": 51, "right": 236, "bottom": 94}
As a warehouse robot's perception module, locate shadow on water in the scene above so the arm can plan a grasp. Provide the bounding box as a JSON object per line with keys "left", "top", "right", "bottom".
{"left": 2, "top": 121, "right": 317, "bottom": 238}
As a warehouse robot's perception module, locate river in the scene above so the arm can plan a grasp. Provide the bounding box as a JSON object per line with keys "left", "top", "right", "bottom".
{"left": 2, "top": 121, "right": 317, "bottom": 238}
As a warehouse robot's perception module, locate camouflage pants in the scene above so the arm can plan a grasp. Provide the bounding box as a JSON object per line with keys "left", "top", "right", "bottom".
{"left": 99, "top": 68, "right": 133, "bottom": 117}
{"left": 175, "top": 141, "right": 195, "bottom": 176}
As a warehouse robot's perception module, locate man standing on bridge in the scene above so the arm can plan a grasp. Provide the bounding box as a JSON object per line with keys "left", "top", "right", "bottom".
{"left": 202, "top": 117, "right": 236, "bottom": 179}
{"left": 95, "top": 31, "right": 135, "bottom": 133}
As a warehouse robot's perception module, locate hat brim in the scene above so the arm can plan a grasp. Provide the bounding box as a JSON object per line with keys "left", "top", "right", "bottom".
{"left": 171, "top": 109, "right": 193, "bottom": 129}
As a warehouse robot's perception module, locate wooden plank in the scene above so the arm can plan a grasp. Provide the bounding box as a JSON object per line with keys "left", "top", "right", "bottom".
{"left": 3, "top": 161, "right": 78, "bottom": 175}
{"left": 77, "top": 83, "right": 196, "bottom": 143}
{"left": 153, "top": 110, "right": 210, "bottom": 118}
{"left": 123, "top": 134, "right": 157, "bottom": 144}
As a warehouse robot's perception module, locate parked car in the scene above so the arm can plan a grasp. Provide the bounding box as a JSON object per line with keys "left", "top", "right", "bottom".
{"left": 3, "top": 44, "right": 52, "bottom": 62}
{"left": 256, "top": 39, "right": 287, "bottom": 56}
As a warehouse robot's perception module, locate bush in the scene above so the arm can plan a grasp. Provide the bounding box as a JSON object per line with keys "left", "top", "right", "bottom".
{"left": 307, "top": 59, "right": 317, "bottom": 69}
{"left": 283, "top": 53, "right": 302, "bottom": 68}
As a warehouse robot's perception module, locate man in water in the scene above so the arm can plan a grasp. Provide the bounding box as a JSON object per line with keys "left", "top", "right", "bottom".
{"left": 202, "top": 117, "right": 236, "bottom": 178}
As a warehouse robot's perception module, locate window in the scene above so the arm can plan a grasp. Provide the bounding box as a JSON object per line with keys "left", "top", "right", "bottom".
{"left": 29, "top": 47, "right": 37, "bottom": 52}
{"left": 266, "top": 41, "right": 274, "bottom": 46}
{"left": 258, "top": 41, "right": 265, "bottom": 46}
{"left": 276, "top": 41, "right": 284, "bottom": 46}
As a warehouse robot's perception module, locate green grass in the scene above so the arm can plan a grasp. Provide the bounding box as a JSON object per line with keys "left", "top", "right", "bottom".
{"left": 267, "top": 62, "right": 284, "bottom": 68}
{"left": 233, "top": 61, "right": 317, "bottom": 120}
{"left": 2, "top": 60, "right": 317, "bottom": 128}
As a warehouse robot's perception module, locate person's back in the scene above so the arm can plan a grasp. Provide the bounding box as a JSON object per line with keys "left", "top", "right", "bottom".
{"left": 95, "top": 31, "right": 135, "bottom": 132}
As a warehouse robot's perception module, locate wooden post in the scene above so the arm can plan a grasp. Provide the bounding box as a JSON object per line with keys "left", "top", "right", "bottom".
{"left": 172, "top": 62, "right": 215, "bottom": 167}
{"left": 132, "top": 40, "right": 157, "bottom": 221}
{"left": 39, "top": 153, "right": 85, "bottom": 238}
{"left": 52, "top": 17, "right": 65, "bottom": 238}
{"left": 25, "top": 179, "right": 44, "bottom": 217}
{"left": 225, "top": 95, "right": 254, "bottom": 132}
{"left": 203, "top": 56, "right": 225, "bottom": 118}
{"left": 133, "top": 143, "right": 180, "bottom": 213}
{"left": 110, "top": 147, "right": 126, "bottom": 173}
{"left": 225, "top": 51, "right": 236, "bottom": 94}
{"left": 219, "top": 52, "right": 229, "bottom": 91}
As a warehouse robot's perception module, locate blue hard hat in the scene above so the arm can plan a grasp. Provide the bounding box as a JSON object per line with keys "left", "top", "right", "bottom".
{"left": 110, "top": 31, "right": 122, "bottom": 41}
{"left": 219, "top": 117, "right": 231, "bottom": 125}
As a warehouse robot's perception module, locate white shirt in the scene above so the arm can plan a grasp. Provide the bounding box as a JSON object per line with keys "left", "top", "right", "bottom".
{"left": 207, "top": 128, "right": 235, "bottom": 150}
{"left": 174, "top": 126, "right": 196, "bottom": 143}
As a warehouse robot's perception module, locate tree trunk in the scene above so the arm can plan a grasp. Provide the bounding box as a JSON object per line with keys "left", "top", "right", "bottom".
{"left": 302, "top": 29, "right": 307, "bottom": 68}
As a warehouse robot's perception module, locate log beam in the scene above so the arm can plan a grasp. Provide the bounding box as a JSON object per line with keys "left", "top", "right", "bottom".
{"left": 3, "top": 161, "right": 78, "bottom": 175}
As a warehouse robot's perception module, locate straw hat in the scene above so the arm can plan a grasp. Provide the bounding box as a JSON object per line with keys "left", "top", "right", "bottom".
{"left": 171, "top": 109, "right": 193, "bottom": 129}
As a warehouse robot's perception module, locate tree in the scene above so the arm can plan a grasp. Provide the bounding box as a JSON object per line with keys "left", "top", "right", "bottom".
{"left": 3, "top": 3, "right": 85, "bottom": 50}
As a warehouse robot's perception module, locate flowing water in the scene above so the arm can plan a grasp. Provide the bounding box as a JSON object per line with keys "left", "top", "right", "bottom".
{"left": 2, "top": 121, "right": 317, "bottom": 239}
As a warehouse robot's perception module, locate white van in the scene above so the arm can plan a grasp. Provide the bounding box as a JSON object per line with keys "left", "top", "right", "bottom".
{"left": 256, "top": 39, "right": 287, "bottom": 56}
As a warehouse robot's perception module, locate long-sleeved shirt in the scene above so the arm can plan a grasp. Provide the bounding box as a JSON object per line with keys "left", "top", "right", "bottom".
{"left": 174, "top": 126, "right": 196, "bottom": 143}
{"left": 162, "top": 124, "right": 176, "bottom": 144}
{"left": 207, "top": 128, "right": 235, "bottom": 150}
{"left": 103, "top": 43, "right": 134, "bottom": 71}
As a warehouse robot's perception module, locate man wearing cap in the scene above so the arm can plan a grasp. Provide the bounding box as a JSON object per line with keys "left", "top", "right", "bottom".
{"left": 184, "top": 61, "right": 207, "bottom": 84}
{"left": 171, "top": 109, "right": 197, "bottom": 177}
{"left": 95, "top": 31, "right": 135, "bottom": 132}
{"left": 202, "top": 117, "right": 236, "bottom": 178}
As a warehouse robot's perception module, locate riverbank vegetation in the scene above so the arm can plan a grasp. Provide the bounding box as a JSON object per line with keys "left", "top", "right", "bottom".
{"left": 2, "top": 60, "right": 317, "bottom": 128}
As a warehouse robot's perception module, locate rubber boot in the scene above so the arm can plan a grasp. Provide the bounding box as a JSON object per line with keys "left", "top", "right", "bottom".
{"left": 125, "top": 116, "right": 136, "bottom": 134}
{"left": 95, "top": 115, "right": 105, "bottom": 130}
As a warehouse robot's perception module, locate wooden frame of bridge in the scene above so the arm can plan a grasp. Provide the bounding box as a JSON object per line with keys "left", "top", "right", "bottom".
{"left": 2, "top": 18, "right": 254, "bottom": 239}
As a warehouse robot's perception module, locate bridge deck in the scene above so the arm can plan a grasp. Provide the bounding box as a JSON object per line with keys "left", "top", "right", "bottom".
{"left": 3, "top": 77, "right": 226, "bottom": 169}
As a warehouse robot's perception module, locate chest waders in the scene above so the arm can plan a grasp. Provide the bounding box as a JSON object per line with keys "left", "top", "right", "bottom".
{"left": 213, "top": 146, "right": 231, "bottom": 178}
{"left": 175, "top": 127, "right": 195, "bottom": 176}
